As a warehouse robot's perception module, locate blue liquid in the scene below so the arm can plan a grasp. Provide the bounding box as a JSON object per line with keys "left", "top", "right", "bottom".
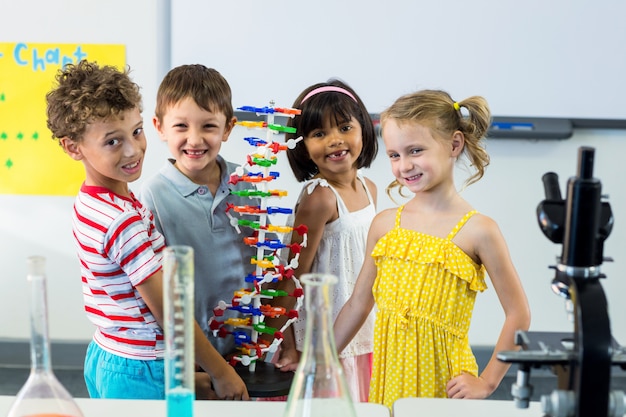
{"left": 167, "top": 388, "right": 194, "bottom": 417}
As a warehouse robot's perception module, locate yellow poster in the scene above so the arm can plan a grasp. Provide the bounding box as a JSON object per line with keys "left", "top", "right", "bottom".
{"left": 0, "top": 43, "right": 125, "bottom": 196}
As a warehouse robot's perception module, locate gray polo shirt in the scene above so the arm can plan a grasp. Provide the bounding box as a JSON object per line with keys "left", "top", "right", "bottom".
{"left": 140, "top": 156, "right": 259, "bottom": 356}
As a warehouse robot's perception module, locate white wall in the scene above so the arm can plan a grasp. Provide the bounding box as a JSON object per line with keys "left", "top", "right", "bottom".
{"left": 3, "top": 125, "right": 623, "bottom": 346}
{"left": 459, "top": 131, "right": 625, "bottom": 346}
{"left": 0, "top": 0, "right": 624, "bottom": 349}
{"left": 171, "top": 0, "right": 626, "bottom": 347}
{"left": 0, "top": 0, "right": 170, "bottom": 342}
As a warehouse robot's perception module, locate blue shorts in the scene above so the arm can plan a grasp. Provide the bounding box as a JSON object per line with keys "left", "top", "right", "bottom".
{"left": 84, "top": 340, "right": 165, "bottom": 399}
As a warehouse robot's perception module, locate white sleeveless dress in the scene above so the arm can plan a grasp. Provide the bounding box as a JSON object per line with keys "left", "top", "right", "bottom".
{"left": 293, "top": 173, "right": 376, "bottom": 401}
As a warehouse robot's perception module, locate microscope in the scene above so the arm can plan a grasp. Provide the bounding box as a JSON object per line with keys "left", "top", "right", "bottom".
{"left": 497, "top": 146, "right": 626, "bottom": 417}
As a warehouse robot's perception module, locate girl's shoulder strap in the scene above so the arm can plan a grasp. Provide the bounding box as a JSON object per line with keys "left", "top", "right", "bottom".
{"left": 296, "top": 178, "right": 325, "bottom": 204}
{"left": 395, "top": 205, "right": 405, "bottom": 227}
{"left": 356, "top": 171, "right": 375, "bottom": 205}
{"left": 298, "top": 178, "right": 341, "bottom": 206}
{"left": 446, "top": 210, "right": 478, "bottom": 240}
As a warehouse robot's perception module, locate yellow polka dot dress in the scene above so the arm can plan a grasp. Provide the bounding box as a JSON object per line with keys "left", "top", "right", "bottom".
{"left": 369, "top": 206, "right": 486, "bottom": 408}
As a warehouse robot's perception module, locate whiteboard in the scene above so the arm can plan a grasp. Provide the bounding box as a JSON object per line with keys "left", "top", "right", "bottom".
{"left": 171, "top": 0, "right": 626, "bottom": 122}
{"left": 0, "top": 0, "right": 171, "bottom": 341}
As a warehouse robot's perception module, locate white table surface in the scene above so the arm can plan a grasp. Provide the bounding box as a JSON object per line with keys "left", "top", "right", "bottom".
{"left": 393, "top": 397, "right": 543, "bottom": 417}
{"left": 0, "top": 395, "right": 390, "bottom": 417}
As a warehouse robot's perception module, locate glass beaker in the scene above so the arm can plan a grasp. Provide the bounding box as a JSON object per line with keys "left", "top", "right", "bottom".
{"left": 163, "top": 245, "right": 195, "bottom": 417}
{"left": 282, "top": 273, "right": 356, "bottom": 417}
{"left": 7, "top": 256, "right": 84, "bottom": 417}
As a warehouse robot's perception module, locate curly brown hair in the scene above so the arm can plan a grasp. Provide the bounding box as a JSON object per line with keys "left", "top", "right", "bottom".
{"left": 46, "top": 60, "right": 142, "bottom": 142}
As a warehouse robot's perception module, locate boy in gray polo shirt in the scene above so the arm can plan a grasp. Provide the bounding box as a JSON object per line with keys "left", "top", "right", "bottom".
{"left": 140, "top": 65, "right": 258, "bottom": 359}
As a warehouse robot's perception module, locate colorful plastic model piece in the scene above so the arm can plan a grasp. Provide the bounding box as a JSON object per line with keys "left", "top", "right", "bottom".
{"left": 208, "top": 104, "right": 307, "bottom": 371}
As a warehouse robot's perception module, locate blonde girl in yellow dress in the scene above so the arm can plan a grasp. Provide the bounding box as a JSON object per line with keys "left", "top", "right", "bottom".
{"left": 333, "top": 90, "right": 531, "bottom": 408}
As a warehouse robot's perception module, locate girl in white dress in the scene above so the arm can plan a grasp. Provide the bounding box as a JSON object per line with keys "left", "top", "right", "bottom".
{"left": 273, "top": 79, "right": 378, "bottom": 402}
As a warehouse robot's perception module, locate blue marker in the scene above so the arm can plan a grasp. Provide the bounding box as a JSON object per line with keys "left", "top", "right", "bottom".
{"left": 491, "top": 122, "right": 534, "bottom": 131}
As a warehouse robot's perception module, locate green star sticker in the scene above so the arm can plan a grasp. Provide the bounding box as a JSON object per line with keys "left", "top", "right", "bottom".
{"left": 16, "top": 132, "right": 24, "bottom": 140}
{"left": 32, "top": 132, "right": 39, "bottom": 140}
{"left": 0, "top": 93, "right": 5, "bottom": 101}
{"left": 5, "top": 159, "right": 13, "bottom": 169}
{"left": 0, "top": 132, "right": 7, "bottom": 140}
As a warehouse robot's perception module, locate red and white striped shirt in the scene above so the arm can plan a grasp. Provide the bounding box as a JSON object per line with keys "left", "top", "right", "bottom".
{"left": 72, "top": 184, "right": 165, "bottom": 359}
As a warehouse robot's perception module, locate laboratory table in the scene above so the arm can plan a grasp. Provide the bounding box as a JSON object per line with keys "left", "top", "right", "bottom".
{"left": 0, "top": 394, "right": 548, "bottom": 416}
{"left": 0, "top": 395, "right": 390, "bottom": 417}
{"left": 393, "top": 397, "right": 542, "bottom": 417}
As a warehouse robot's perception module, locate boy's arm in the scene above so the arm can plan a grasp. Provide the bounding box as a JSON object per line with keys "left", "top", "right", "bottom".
{"left": 136, "top": 270, "right": 250, "bottom": 400}
{"left": 192, "top": 320, "right": 249, "bottom": 400}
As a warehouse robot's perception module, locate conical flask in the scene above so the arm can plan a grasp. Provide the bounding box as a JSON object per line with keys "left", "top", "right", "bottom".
{"left": 7, "top": 256, "right": 84, "bottom": 417}
{"left": 282, "top": 273, "right": 357, "bottom": 417}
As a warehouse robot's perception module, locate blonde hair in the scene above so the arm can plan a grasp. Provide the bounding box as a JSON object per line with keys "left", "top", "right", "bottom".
{"left": 380, "top": 89, "right": 491, "bottom": 198}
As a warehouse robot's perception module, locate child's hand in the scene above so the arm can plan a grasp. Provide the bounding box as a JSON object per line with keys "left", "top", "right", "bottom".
{"left": 194, "top": 371, "right": 218, "bottom": 400}
{"left": 211, "top": 365, "right": 250, "bottom": 400}
{"left": 446, "top": 372, "right": 493, "bottom": 399}
{"left": 274, "top": 345, "right": 301, "bottom": 372}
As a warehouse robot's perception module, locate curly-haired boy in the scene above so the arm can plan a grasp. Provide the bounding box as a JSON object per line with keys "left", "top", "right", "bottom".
{"left": 46, "top": 60, "right": 248, "bottom": 400}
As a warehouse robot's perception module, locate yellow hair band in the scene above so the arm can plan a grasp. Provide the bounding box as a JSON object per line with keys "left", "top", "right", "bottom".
{"left": 453, "top": 102, "right": 460, "bottom": 111}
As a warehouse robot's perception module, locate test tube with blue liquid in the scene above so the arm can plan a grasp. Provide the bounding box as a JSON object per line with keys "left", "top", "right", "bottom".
{"left": 163, "top": 245, "right": 195, "bottom": 417}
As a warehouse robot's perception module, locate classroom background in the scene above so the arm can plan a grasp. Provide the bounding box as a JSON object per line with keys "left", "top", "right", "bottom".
{"left": 1, "top": 0, "right": 624, "bottom": 367}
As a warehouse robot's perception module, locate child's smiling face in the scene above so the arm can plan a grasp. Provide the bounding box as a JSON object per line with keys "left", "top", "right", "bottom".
{"left": 303, "top": 115, "right": 363, "bottom": 179}
{"left": 62, "top": 107, "right": 146, "bottom": 196}
{"left": 154, "top": 96, "right": 234, "bottom": 184}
